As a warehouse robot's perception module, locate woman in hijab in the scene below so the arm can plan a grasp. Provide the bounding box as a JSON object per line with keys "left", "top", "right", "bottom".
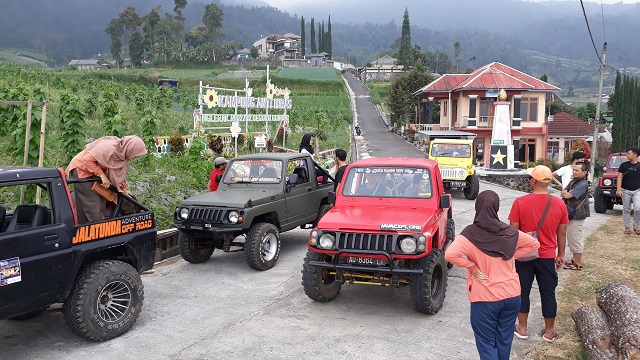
{"left": 445, "top": 190, "right": 539, "bottom": 360}
{"left": 66, "top": 135, "right": 147, "bottom": 223}
{"left": 299, "top": 133, "right": 314, "bottom": 155}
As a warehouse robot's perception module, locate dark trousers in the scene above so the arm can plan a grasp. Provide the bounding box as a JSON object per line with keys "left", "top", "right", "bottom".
{"left": 470, "top": 296, "right": 521, "bottom": 360}
{"left": 515, "top": 258, "right": 558, "bottom": 318}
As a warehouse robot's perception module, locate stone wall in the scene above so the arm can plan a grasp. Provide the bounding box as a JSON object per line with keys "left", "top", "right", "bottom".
{"left": 480, "top": 174, "right": 532, "bottom": 193}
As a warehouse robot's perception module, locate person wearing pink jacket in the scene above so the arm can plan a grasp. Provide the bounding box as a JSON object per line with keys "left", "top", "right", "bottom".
{"left": 445, "top": 190, "right": 539, "bottom": 360}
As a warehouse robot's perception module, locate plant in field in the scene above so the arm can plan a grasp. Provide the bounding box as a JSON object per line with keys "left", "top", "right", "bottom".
{"left": 11, "top": 85, "right": 46, "bottom": 168}
{"left": 141, "top": 107, "right": 159, "bottom": 151}
{"left": 100, "top": 84, "right": 120, "bottom": 134}
{"left": 59, "top": 92, "right": 86, "bottom": 162}
{"left": 168, "top": 132, "right": 185, "bottom": 155}
{"left": 266, "top": 139, "right": 274, "bottom": 152}
{"left": 207, "top": 133, "right": 223, "bottom": 154}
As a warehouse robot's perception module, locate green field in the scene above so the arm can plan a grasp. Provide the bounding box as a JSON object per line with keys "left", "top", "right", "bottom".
{"left": 276, "top": 67, "right": 341, "bottom": 81}
{"left": 0, "top": 50, "right": 48, "bottom": 67}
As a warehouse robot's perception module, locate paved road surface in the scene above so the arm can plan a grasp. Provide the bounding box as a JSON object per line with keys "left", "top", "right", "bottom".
{"left": 0, "top": 76, "right": 610, "bottom": 359}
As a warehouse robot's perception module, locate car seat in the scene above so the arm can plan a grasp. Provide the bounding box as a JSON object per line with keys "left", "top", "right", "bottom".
{"left": 5, "top": 204, "right": 49, "bottom": 231}
{"left": 292, "top": 167, "right": 309, "bottom": 184}
{"left": 261, "top": 167, "right": 278, "bottom": 178}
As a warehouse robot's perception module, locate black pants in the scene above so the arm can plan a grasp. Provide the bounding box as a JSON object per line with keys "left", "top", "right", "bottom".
{"left": 515, "top": 258, "right": 558, "bottom": 318}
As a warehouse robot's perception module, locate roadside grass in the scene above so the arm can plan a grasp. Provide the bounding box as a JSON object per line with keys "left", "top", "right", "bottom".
{"left": 526, "top": 216, "right": 640, "bottom": 360}
{"left": 276, "top": 68, "right": 341, "bottom": 81}
{"left": 367, "top": 80, "right": 391, "bottom": 105}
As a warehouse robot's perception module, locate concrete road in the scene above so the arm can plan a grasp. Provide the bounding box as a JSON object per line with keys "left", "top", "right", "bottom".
{"left": 0, "top": 76, "right": 610, "bottom": 359}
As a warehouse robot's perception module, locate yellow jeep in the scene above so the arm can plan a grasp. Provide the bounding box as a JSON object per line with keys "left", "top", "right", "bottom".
{"left": 428, "top": 139, "right": 479, "bottom": 200}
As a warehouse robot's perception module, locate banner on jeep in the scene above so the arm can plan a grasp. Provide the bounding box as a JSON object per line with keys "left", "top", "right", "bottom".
{"left": 0, "top": 257, "right": 21, "bottom": 286}
{"left": 72, "top": 213, "right": 155, "bottom": 244}
{"left": 342, "top": 167, "right": 433, "bottom": 198}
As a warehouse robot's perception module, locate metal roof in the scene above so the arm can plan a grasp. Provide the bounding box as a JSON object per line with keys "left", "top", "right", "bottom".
{"left": 417, "top": 130, "right": 477, "bottom": 138}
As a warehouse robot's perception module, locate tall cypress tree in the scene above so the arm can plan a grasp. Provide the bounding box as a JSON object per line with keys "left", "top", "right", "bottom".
{"left": 300, "top": 16, "right": 306, "bottom": 57}
{"left": 318, "top": 22, "right": 323, "bottom": 53}
{"left": 612, "top": 72, "right": 623, "bottom": 151}
{"left": 398, "top": 8, "right": 413, "bottom": 67}
{"left": 327, "top": 15, "right": 332, "bottom": 58}
{"left": 310, "top": 17, "right": 316, "bottom": 53}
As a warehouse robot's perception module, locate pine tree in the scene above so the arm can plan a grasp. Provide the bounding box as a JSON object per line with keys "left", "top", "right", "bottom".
{"left": 300, "top": 16, "right": 306, "bottom": 57}
{"left": 398, "top": 8, "right": 413, "bottom": 67}
{"left": 327, "top": 15, "right": 332, "bottom": 58}
{"left": 318, "top": 22, "right": 323, "bottom": 53}
{"left": 612, "top": 72, "right": 623, "bottom": 151}
{"left": 310, "top": 17, "right": 316, "bottom": 54}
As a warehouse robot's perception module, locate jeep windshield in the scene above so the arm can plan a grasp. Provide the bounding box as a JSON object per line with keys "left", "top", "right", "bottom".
{"left": 341, "top": 166, "right": 433, "bottom": 198}
{"left": 608, "top": 155, "right": 629, "bottom": 169}
{"left": 431, "top": 144, "right": 471, "bottom": 158}
{"left": 224, "top": 159, "right": 283, "bottom": 184}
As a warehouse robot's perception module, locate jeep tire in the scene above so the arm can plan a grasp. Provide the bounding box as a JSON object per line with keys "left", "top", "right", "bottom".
{"left": 244, "top": 222, "right": 280, "bottom": 271}
{"left": 593, "top": 188, "right": 608, "bottom": 214}
{"left": 313, "top": 203, "right": 332, "bottom": 227}
{"left": 302, "top": 251, "right": 342, "bottom": 302}
{"left": 464, "top": 174, "right": 480, "bottom": 200}
{"left": 64, "top": 260, "right": 143, "bottom": 341}
{"left": 178, "top": 232, "right": 214, "bottom": 263}
{"left": 410, "top": 249, "right": 447, "bottom": 314}
{"left": 445, "top": 218, "right": 455, "bottom": 269}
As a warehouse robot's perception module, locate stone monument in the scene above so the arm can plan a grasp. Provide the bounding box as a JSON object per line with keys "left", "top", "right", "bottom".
{"left": 489, "top": 89, "right": 515, "bottom": 169}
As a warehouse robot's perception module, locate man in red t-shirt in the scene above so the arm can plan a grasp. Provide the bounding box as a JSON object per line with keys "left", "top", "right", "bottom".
{"left": 508, "top": 165, "right": 567, "bottom": 343}
{"left": 207, "top": 157, "right": 228, "bottom": 192}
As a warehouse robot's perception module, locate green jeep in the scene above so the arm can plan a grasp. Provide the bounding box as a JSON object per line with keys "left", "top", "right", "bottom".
{"left": 174, "top": 153, "right": 334, "bottom": 271}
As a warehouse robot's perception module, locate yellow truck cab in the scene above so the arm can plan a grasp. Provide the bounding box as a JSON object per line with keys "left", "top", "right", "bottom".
{"left": 428, "top": 138, "right": 479, "bottom": 200}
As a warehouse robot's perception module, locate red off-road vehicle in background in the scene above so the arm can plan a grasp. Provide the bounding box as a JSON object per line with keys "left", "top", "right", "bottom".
{"left": 301, "top": 158, "right": 454, "bottom": 314}
{"left": 593, "top": 152, "right": 628, "bottom": 213}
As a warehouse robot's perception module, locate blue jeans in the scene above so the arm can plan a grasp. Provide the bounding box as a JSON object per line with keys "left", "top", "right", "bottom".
{"left": 470, "top": 296, "right": 521, "bottom": 360}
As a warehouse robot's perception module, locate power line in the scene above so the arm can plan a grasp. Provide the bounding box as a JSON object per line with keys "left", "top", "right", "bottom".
{"left": 580, "top": 0, "right": 603, "bottom": 65}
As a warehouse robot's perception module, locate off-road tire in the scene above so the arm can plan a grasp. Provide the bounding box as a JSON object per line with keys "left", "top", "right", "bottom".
{"left": 313, "top": 204, "right": 332, "bottom": 227}
{"left": 302, "top": 251, "right": 342, "bottom": 302}
{"left": 244, "top": 222, "right": 280, "bottom": 271}
{"left": 178, "top": 232, "right": 214, "bottom": 263}
{"left": 593, "top": 188, "right": 608, "bottom": 214}
{"left": 63, "top": 260, "right": 143, "bottom": 341}
{"left": 463, "top": 174, "right": 480, "bottom": 200}
{"left": 445, "top": 218, "right": 455, "bottom": 269}
{"left": 607, "top": 201, "right": 614, "bottom": 210}
{"left": 9, "top": 308, "right": 46, "bottom": 320}
{"left": 410, "top": 249, "right": 448, "bottom": 314}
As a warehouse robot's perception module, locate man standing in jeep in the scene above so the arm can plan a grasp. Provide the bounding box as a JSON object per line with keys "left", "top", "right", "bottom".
{"left": 617, "top": 147, "right": 640, "bottom": 234}
{"left": 561, "top": 162, "right": 590, "bottom": 271}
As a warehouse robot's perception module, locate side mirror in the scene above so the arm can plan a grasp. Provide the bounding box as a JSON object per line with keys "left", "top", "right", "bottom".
{"left": 328, "top": 191, "right": 336, "bottom": 205}
{"left": 439, "top": 195, "right": 451, "bottom": 209}
{"left": 215, "top": 173, "right": 222, "bottom": 184}
{"left": 602, "top": 166, "right": 606, "bottom": 172}
{"left": 287, "top": 173, "right": 299, "bottom": 184}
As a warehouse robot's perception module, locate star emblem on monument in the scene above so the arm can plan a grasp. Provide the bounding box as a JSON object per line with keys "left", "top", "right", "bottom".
{"left": 491, "top": 149, "right": 506, "bottom": 165}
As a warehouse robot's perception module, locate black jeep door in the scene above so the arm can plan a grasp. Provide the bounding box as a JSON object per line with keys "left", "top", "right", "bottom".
{"left": 285, "top": 158, "right": 317, "bottom": 224}
{"left": 0, "top": 181, "right": 73, "bottom": 319}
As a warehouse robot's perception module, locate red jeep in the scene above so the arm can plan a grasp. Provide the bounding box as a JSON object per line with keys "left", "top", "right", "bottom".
{"left": 593, "top": 152, "right": 628, "bottom": 213}
{"left": 301, "top": 158, "right": 454, "bottom": 314}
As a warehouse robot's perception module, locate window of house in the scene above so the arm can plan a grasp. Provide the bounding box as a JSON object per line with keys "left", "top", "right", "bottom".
{"left": 442, "top": 100, "right": 448, "bottom": 117}
{"left": 520, "top": 98, "right": 538, "bottom": 121}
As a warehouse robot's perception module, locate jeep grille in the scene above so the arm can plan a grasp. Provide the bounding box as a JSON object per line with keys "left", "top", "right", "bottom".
{"left": 336, "top": 232, "right": 397, "bottom": 252}
{"left": 188, "top": 207, "right": 225, "bottom": 223}
{"left": 439, "top": 167, "right": 466, "bottom": 179}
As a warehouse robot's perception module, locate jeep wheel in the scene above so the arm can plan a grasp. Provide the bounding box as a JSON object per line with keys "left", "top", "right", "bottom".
{"left": 244, "top": 222, "right": 280, "bottom": 271}
{"left": 64, "top": 260, "right": 143, "bottom": 341}
{"left": 178, "top": 232, "right": 214, "bottom": 263}
{"left": 445, "top": 218, "right": 455, "bottom": 269}
{"left": 607, "top": 201, "right": 614, "bottom": 210}
{"left": 313, "top": 204, "right": 332, "bottom": 227}
{"left": 463, "top": 175, "right": 480, "bottom": 200}
{"left": 410, "top": 249, "right": 447, "bottom": 314}
{"left": 593, "top": 189, "right": 608, "bottom": 214}
{"left": 302, "top": 251, "right": 342, "bottom": 302}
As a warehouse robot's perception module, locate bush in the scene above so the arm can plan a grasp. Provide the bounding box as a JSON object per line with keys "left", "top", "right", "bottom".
{"left": 168, "top": 132, "right": 185, "bottom": 155}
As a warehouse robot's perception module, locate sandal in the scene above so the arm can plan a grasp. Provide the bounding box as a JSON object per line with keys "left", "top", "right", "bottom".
{"left": 564, "top": 259, "right": 576, "bottom": 266}
{"left": 542, "top": 332, "right": 558, "bottom": 342}
{"left": 564, "top": 263, "right": 583, "bottom": 271}
{"left": 625, "top": 228, "right": 632, "bottom": 234}
{"left": 634, "top": 228, "right": 640, "bottom": 235}
{"left": 514, "top": 325, "right": 529, "bottom": 340}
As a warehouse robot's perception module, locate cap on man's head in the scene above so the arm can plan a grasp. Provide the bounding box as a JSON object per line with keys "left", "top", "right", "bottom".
{"left": 527, "top": 165, "right": 553, "bottom": 183}
{"left": 214, "top": 157, "right": 228, "bottom": 165}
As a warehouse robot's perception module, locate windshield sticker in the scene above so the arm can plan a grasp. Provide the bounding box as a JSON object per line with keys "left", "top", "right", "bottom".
{"left": 229, "top": 176, "right": 280, "bottom": 183}
{"left": 0, "top": 257, "right": 22, "bottom": 286}
{"left": 380, "top": 224, "right": 423, "bottom": 232}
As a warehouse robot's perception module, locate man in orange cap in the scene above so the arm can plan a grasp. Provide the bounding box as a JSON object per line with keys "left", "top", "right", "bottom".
{"left": 508, "top": 165, "right": 568, "bottom": 343}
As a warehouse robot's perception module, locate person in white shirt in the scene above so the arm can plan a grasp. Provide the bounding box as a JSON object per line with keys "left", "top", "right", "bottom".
{"left": 552, "top": 151, "right": 586, "bottom": 189}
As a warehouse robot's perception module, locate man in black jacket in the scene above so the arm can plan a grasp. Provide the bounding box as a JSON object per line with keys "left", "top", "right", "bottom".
{"left": 617, "top": 147, "right": 640, "bottom": 235}
{"left": 560, "top": 161, "right": 590, "bottom": 270}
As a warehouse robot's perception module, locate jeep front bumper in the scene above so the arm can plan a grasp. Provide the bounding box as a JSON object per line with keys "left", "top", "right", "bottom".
{"left": 308, "top": 249, "right": 423, "bottom": 274}
{"left": 174, "top": 221, "right": 244, "bottom": 233}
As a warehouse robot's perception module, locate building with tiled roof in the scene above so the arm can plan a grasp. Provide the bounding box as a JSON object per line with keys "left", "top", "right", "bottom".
{"left": 414, "top": 62, "right": 560, "bottom": 167}
{"left": 547, "top": 112, "right": 598, "bottom": 162}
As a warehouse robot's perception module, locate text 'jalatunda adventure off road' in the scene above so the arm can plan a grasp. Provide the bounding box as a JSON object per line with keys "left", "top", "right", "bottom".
{"left": 301, "top": 157, "right": 455, "bottom": 314}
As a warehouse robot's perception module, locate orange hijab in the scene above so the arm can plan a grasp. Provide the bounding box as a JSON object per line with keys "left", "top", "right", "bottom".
{"left": 85, "top": 135, "right": 147, "bottom": 189}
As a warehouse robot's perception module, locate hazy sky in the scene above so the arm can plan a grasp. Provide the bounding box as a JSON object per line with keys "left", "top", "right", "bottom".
{"left": 264, "top": 0, "right": 640, "bottom": 10}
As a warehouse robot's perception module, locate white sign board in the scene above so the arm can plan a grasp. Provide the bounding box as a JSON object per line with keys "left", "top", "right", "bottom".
{"left": 255, "top": 134, "right": 267, "bottom": 148}
{"left": 201, "top": 114, "right": 289, "bottom": 123}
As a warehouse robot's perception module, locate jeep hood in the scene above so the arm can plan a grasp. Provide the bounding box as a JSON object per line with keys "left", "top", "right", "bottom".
{"left": 180, "top": 188, "right": 281, "bottom": 208}
{"left": 319, "top": 205, "right": 438, "bottom": 233}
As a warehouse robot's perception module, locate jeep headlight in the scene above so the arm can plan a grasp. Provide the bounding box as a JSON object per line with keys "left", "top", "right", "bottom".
{"left": 179, "top": 208, "right": 189, "bottom": 220}
{"left": 603, "top": 179, "right": 612, "bottom": 186}
{"left": 228, "top": 211, "right": 239, "bottom": 224}
{"left": 399, "top": 237, "right": 417, "bottom": 253}
{"left": 318, "top": 233, "right": 336, "bottom": 249}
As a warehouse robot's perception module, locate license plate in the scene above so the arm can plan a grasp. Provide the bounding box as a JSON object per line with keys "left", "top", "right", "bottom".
{"left": 347, "top": 256, "right": 387, "bottom": 266}
{"left": 448, "top": 181, "right": 467, "bottom": 187}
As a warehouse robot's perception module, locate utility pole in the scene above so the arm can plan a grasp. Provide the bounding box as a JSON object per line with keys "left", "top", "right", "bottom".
{"left": 589, "top": 42, "right": 607, "bottom": 183}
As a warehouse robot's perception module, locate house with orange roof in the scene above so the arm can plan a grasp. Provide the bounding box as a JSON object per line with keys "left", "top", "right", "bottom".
{"left": 547, "top": 112, "right": 597, "bottom": 162}
{"left": 414, "top": 62, "right": 559, "bottom": 167}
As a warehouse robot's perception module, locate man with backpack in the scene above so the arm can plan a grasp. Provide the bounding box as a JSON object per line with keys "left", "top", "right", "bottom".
{"left": 617, "top": 147, "right": 640, "bottom": 235}
{"left": 561, "top": 162, "right": 590, "bottom": 271}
